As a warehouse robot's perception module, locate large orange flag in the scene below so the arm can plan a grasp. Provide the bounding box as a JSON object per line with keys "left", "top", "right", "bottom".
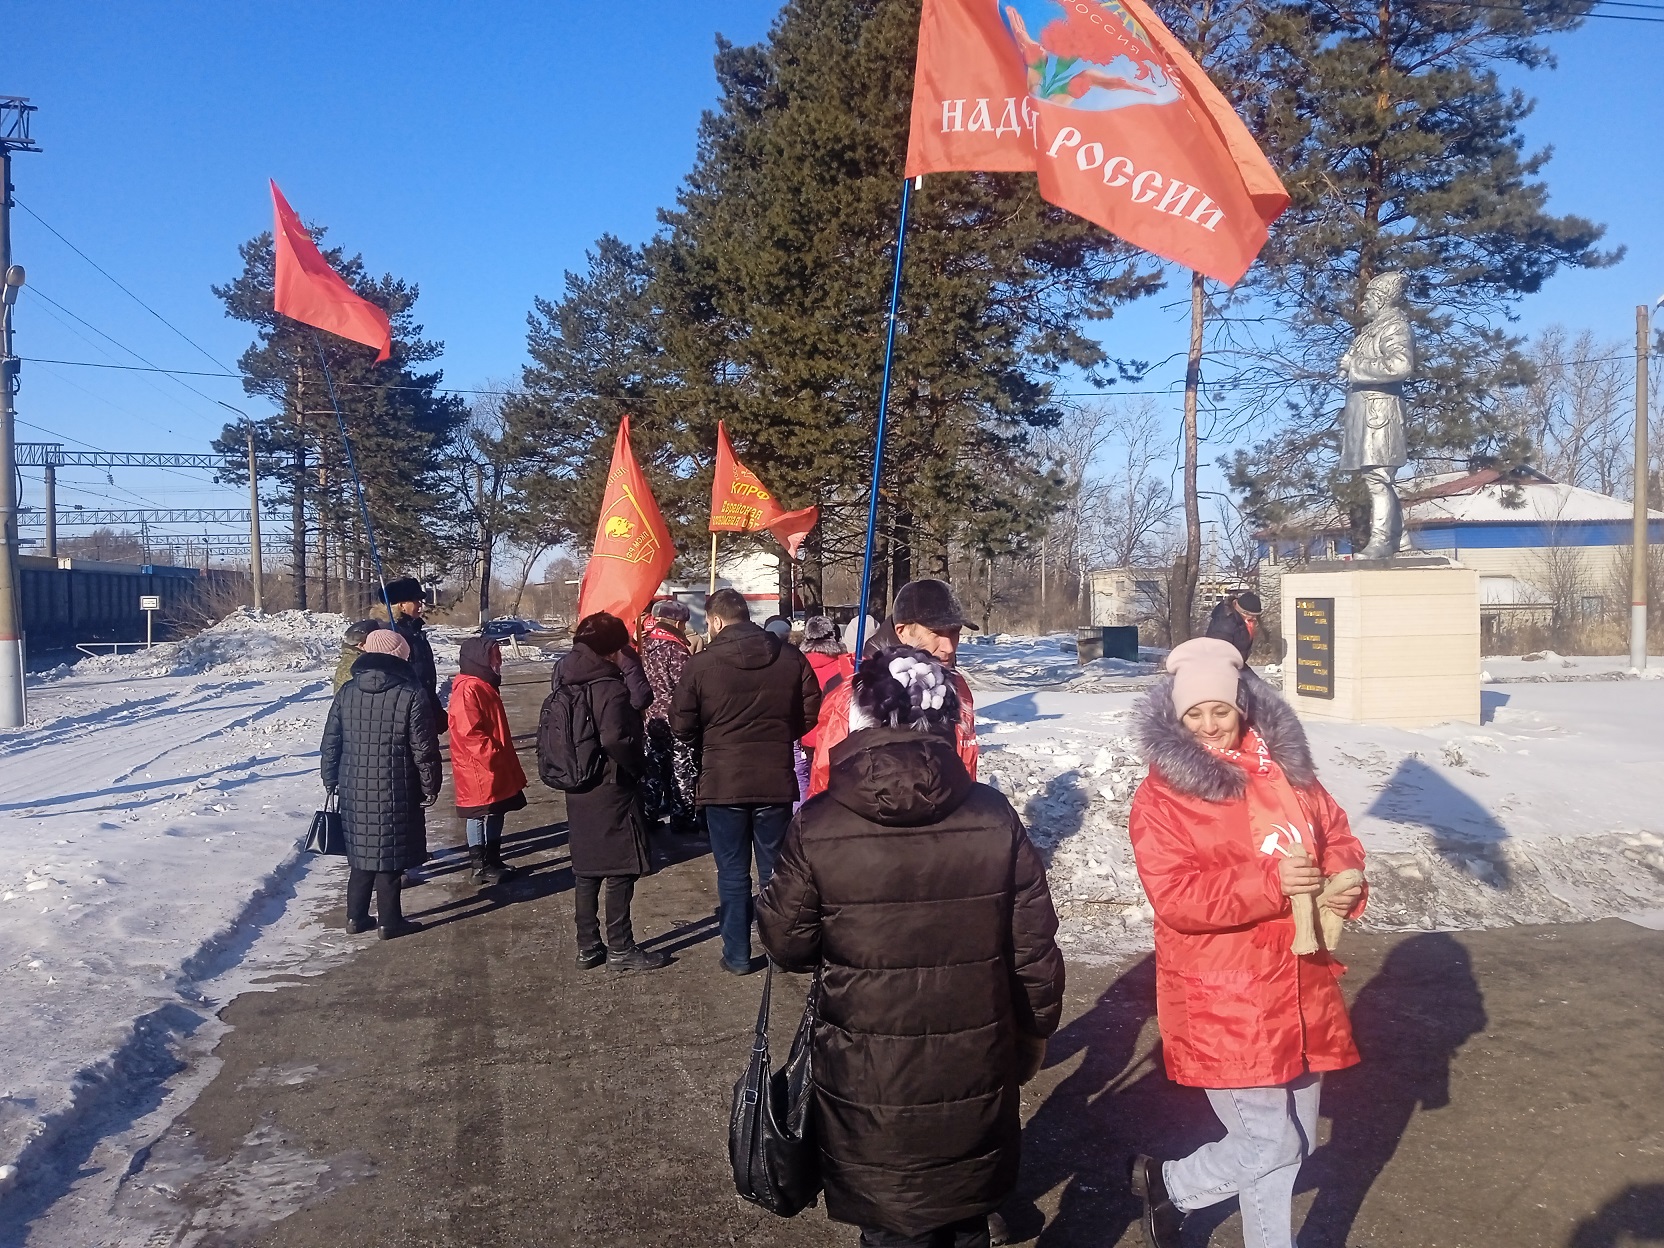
{"left": 577, "top": 415, "right": 676, "bottom": 623}
{"left": 270, "top": 181, "right": 393, "bottom": 361}
{"left": 709, "top": 421, "right": 819, "bottom": 558}
{"left": 905, "top": 0, "right": 1287, "bottom": 286}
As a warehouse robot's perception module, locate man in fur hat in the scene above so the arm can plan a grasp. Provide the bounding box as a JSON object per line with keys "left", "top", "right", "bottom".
{"left": 806, "top": 579, "right": 980, "bottom": 798}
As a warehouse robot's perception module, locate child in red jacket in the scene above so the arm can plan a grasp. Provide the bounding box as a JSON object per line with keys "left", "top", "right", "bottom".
{"left": 1126, "top": 638, "right": 1366, "bottom": 1248}
{"left": 448, "top": 637, "right": 527, "bottom": 885}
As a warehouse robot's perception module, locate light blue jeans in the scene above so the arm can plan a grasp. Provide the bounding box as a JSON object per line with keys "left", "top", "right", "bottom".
{"left": 464, "top": 811, "right": 504, "bottom": 848}
{"left": 1164, "top": 1073, "right": 1322, "bottom": 1248}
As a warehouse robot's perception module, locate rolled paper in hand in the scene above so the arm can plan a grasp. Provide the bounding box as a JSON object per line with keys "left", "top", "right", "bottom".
{"left": 1317, "top": 868, "right": 1366, "bottom": 951}
{"left": 1291, "top": 892, "right": 1320, "bottom": 956}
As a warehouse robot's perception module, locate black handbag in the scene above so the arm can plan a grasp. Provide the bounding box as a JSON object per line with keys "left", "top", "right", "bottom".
{"left": 729, "top": 963, "right": 821, "bottom": 1216}
{"left": 304, "top": 793, "right": 346, "bottom": 856}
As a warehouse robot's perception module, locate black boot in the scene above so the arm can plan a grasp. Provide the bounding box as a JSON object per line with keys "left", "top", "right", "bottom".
{"left": 606, "top": 942, "right": 670, "bottom": 971}
{"left": 1129, "top": 1156, "right": 1183, "bottom": 1248}
{"left": 485, "top": 835, "right": 519, "bottom": 879}
{"left": 469, "top": 844, "right": 504, "bottom": 886}
{"left": 576, "top": 943, "right": 606, "bottom": 970}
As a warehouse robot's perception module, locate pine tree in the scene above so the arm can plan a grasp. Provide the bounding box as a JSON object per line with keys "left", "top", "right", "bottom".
{"left": 652, "top": 0, "right": 1162, "bottom": 609}
{"left": 210, "top": 229, "right": 467, "bottom": 607}
{"left": 1224, "top": 0, "right": 1618, "bottom": 533}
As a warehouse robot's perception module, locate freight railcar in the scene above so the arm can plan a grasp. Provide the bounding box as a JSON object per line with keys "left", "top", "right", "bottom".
{"left": 18, "top": 556, "right": 203, "bottom": 656}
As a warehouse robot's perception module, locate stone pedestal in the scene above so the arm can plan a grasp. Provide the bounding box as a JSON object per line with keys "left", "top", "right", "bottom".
{"left": 1279, "top": 560, "right": 1480, "bottom": 727}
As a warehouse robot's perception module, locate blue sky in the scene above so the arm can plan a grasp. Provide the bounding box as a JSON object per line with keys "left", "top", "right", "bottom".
{"left": 5, "top": 0, "right": 1661, "bottom": 542}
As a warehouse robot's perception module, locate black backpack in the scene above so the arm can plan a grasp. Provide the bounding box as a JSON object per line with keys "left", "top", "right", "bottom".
{"left": 537, "top": 679, "right": 605, "bottom": 791}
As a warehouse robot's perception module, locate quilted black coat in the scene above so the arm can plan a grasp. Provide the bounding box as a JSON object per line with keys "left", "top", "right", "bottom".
{"left": 757, "top": 725, "right": 1065, "bottom": 1239}
{"left": 554, "top": 643, "right": 653, "bottom": 878}
{"left": 320, "top": 652, "right": 443, "bottom": 873}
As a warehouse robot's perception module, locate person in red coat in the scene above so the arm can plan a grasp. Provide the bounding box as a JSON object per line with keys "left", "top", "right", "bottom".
{"left": 448, "top": 636, "right": 528, "bottom": 885}
{"left": 1126, "top": 638, "right": 1366, "bottom": 1248}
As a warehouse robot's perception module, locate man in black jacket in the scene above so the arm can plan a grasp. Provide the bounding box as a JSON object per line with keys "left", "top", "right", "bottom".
{"left": 383, "top": 577, "right": 444, "bottom": 732}
{"left": 670, "top": 587, "right": 821, "bottom": 974}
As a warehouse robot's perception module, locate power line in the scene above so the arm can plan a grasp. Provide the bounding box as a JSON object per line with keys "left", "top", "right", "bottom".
{"left": 12, "top": 197, "right": 235, "bottom": 371}
{"left": 27, "top": 286, "right": 230, "bottom": 417}
{"left": 1418, "top": 0, "right": 1664, "bottom": 19}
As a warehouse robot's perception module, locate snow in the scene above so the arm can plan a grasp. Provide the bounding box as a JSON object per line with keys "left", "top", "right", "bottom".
{"left": 3, "top": 623, "right": 1662, "bottom": 1217}
{"left": 960, "top": 634, "right": 1664, "bottom": 962}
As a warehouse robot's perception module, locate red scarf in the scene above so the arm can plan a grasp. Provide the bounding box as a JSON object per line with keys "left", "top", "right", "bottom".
{"left": 1206, "top": 728, "right": 1313, "bottom": 865}
{"left": 643, "top": 621, "right": 689, "bottom": 651}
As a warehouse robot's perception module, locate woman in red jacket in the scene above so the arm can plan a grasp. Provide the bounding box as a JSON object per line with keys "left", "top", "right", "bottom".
{"left": 448, "top": 637, "right": 527, "bottom": 885}
{"left": 1126, "top": 638, "right": 1366, "bottom": 1248}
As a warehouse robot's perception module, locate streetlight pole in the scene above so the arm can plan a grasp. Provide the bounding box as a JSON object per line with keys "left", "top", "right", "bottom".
{"left": 1634, "top": 304, "right": 1653, "bottom": 671}
{"left": 0, "top": 96, "right": 41, "bottom": 728}
{"left": 218, "top": 400, "right": 263, "bottom": 613}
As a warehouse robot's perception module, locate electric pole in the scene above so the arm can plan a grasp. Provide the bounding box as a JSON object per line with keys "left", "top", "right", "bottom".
{"left": 218, "top": 401, "right": 264, "bottom": 614}
{"left": 1633, "top": 304, "right": 1651, "bottom": 671}
{"left": 0, "top": 96, "right": 41, "bottom": 728}
{"left": 248, "top": 424, "right": 263, "bottom": 612}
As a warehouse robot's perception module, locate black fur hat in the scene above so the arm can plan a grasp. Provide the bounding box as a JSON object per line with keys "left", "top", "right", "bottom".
{"left": 343, "top": 618, "right": 382, "bottom": 646}
{"left": 892, "top": 578, "right": 979, "bottom": 632}
{"left": 384, "top": 576, "right": 424, "bottom": 606}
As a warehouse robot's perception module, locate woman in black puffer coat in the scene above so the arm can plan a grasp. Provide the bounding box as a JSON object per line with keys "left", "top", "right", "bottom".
{"left": 320, "top": 627, "right": 442, "bottom": 940}
{"left": 551, "top": 612, "right": 667, "bottom": 973}
{"left": 758, "top": 646, "right": 1065, "bottom": 1248}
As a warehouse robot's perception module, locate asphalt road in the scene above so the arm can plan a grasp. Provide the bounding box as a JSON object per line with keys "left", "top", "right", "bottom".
{"left": 51, "top": 665, "right": 1664, "bottom": 1247}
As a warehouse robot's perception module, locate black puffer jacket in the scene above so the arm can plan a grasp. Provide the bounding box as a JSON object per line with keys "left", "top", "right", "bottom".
{"left": 320, "top": 652, "right": 443, "bottom": 873}
{"left": 555, "top": 643, "right": 653, "bottom": 878}
{"left": 668, "top": 619, "right": 821, "bottom": 805}
{"left": 392, "top": 611, "right": 445, "bottom": 730}
{"left": 757, "top": 726, "right": 1065, "bottom": 1238}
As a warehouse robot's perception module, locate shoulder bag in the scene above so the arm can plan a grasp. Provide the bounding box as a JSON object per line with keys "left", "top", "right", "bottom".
{"left": 729, "top": 962, "right": 821, "bottom": 1216}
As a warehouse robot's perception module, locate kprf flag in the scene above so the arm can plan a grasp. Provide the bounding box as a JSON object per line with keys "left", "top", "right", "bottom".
{"left": 578, "top": 415, "right": 676, "bottom": 623}
{"left": 270, "top": 181, "right": 393, "bottom": 361}
{"left": 710, "top": 421, "right": 819, "bottom": 558}
{"left": 905, "top": 0, "right": 1288, "bottom": 286}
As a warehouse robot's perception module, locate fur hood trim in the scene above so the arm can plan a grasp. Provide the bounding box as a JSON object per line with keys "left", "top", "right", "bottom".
{"left": 1131, "top": 672, "right": 1317, "bottom": 801}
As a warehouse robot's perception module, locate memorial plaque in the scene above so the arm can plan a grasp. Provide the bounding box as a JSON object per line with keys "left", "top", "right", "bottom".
{"left": 1294, "top": 597, "right": 1335, "bottom": 699}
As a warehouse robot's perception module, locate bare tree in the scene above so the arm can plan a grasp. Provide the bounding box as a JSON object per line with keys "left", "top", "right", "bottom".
{"left": 1502, "top": 327, "right": 1630, "bottom": 494}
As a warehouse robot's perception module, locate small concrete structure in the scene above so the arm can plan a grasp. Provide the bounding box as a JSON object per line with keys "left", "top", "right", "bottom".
{"left": 1280, "top": 560, "right": 1480, "bottom": 728}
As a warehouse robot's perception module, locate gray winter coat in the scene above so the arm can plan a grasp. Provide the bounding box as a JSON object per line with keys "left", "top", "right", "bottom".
{"left": 320, "top": 652, "right": 443, "bottom": 873}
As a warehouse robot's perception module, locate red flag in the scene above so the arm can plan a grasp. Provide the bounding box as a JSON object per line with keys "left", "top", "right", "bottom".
{"left": 270, "top": 181, "right": 393, "bottom": 362}
{"left": 905, "top": 0, "right": 1288, "bottom": 286}
{"left": 577, "top": 415, "right": 676, "bottom": 623}
{"left": 709, "top": 421, "right": 819, "bottom": 558}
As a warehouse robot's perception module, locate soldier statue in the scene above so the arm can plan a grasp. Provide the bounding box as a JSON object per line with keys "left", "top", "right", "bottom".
{"left": 1338, "top": 271, "right": 1415, "bottom": 559}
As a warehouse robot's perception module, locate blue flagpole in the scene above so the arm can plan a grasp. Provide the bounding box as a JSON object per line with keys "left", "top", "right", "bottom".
{"left": 311, "top": 332, "right": 392, "bottom": 619}
{"left": 854, "top": 177, "right": 914, "bottom": 657}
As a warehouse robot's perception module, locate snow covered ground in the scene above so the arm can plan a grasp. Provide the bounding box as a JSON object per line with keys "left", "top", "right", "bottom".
{"left": 0, "top": 609, "right": 466, "bottom": 1216}
{"left": 960, "top": 635, "right": 1664, "bottom": 961}
{"left": 5, "top": 620, "right": 1664, "bottom": 1226}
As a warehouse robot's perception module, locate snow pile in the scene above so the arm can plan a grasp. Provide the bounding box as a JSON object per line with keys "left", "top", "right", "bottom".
{"left": 74, "top": 610, "right": 352, "bottom": 679}
{"left": 959, "top": 633, "right": 1160, "bottom": 693}
{"left": 970, "top": 677, "right": 1664, "bottom": 962}
{"left": 0, "top": 667, "right": 339, "bottom": 1202}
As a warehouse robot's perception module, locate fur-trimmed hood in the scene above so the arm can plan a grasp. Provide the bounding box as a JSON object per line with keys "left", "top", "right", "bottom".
{"left": 1131, "top": 672, "right": 1316, "bottom": 801}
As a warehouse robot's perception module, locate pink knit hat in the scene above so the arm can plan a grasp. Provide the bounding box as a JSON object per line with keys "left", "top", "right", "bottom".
{"left": 1166, "top": 637, "right": 1243, "bottom": 716}
{"left": 361, "top": 629, "right": 411, "bottom": 661}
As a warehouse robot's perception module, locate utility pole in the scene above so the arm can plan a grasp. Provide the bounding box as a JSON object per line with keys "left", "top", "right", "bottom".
{"left": 219, "top": 401, "right": 264, "bottom": 613}
{"left": 0, "top": 95, "right": 41, "bottom": 728}
{"left": 1170, "top": 271, "right": 1206, "bottom": 647}
{"left": 247, "top": 425, "right": 263, "bottom": 611}
{"left": 42, "top": 462, "right": 54, "bottom": 558}
{"left": 1633, "top": 304, "right": 1651, "bottom": 671}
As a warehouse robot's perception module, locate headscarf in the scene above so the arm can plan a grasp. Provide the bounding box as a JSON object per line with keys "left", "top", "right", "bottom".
{"left": 459, "top": 636, "right": 502, "bottom": 687}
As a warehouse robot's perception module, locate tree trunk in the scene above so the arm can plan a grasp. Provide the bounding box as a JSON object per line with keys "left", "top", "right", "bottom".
{"left": 317, "top": 459, "right": 331, "bottom": 613}
{"left": 1170, "top": 271, "right": 1206, "bottom": 646}
{"left": 475, "top": 464, "right": 492, "bottom": 626}
{"left": 801, "top": 508, "right": 824, "bottom": 611}
{"left": 891, "top": 507, "right": 913, "bottom": 597}
{"left": 864, "top": 501, "right": 890, "bottom": 620}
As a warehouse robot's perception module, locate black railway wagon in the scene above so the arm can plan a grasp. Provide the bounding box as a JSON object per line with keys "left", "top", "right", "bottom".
{"left": 18, "top": 556, "right": 203, "bottom": 654}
